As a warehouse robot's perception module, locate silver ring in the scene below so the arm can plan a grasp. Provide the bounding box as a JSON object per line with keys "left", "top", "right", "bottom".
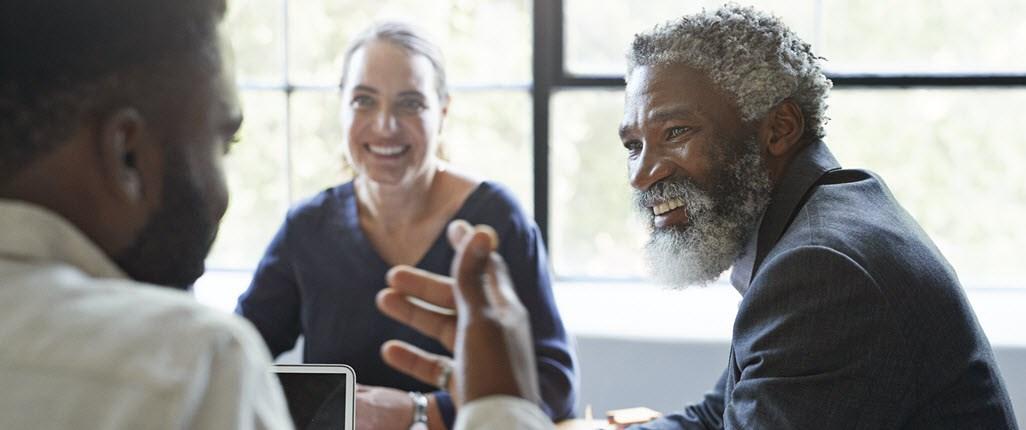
{"left": 435, "top": 361, "right": 452, "bottom": 389}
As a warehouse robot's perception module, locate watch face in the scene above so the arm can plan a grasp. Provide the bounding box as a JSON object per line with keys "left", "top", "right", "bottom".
{"left": 409, "top": 423, "right": 428, "bottom": 430}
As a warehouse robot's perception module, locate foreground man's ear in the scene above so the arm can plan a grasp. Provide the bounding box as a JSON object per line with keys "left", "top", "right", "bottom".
{"left": 97, "top": 108, "right": 158, "bottom": 206}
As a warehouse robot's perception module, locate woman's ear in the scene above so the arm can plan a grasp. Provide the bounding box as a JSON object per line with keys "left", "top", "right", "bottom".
{"left": 438, "top": 94, "right": 451, "bottom": 136}
{"left": 759, "top": 98, "right": 805, "bottom": 158}
{"left": 96, "top": 108, "right": 160, "bottom": 206}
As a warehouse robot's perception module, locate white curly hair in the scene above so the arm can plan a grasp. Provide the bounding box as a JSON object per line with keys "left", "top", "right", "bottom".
{"left": 627, "top": 4, "right": 832, "bottom": 140}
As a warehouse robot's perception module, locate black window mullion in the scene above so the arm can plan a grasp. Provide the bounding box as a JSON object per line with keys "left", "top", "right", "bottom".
{"left": 532, "top": 0, "right": 564, "bottom": 247}
{"left": 551, "top": 72, "right": 1026, "bottom": 90}
{"left": 828, "top": 72, "right": 1026, "bottom": 87}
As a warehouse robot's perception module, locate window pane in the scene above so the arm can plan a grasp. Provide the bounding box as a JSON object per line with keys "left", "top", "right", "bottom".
{"left": 821, "top": 1, "right": 1026, "bottom": 72}
{"left": 827, "top": 89, "right": 1026, "bottom": 287}
{"left": 564, "top": 0, "right": 817, "bottom": 76}
{"left": 206, "top": 91, "right": 289, "bottom": 269}
{"left": 290, "top": 91, "right": 349, "bottom": 201}
{"left": 445, "top": 90, "right": 534, "bottom": 214}
{"left": 225, "top": 0, "right": 283, "bottom": 83}
{"left": 550, "top": 90, "right": 648, "bottom": 278}
{"left": 288, "top": 0, "right": 530, "bottom": 85}
{"left": 550, "top": 89, "right": 1026, "bottom": 287}
{"left": 565, "top": 1, "right": 1026, "bottom": 76}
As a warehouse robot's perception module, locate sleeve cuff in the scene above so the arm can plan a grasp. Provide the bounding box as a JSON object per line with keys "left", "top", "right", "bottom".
{"left": 455, "top": 395, "right": 552, "bottom": 430}
{"left": 432, "top": 390, "right": 456, "bottom": 428}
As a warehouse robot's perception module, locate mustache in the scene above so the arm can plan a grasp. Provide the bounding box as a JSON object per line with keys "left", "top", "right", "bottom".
{"left": 632, "top": 176, "right": 704, "bottom": 210}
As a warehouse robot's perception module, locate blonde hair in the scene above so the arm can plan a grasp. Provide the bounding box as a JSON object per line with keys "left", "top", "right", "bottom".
{"left": 338, "top": 21, "right": 448, "bottom": 102}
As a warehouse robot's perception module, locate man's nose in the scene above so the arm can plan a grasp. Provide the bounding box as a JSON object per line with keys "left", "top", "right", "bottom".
{"left": 629, "top": 145, "right": 673, "bottom": 191}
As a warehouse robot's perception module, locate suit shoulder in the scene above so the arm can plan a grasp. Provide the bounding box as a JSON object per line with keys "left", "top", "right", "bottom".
{"left": 777, "top": 169, "right": 944, "bottom": 272}
{"left": 764, "top": 168, "right": 965, "bottom": 327}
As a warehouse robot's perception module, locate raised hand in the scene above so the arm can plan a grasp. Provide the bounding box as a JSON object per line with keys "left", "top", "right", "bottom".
{"left": 376, "top": 220, "right": 541, "bottom": 407}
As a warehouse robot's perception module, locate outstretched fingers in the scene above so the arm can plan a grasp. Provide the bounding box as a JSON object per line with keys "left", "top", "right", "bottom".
{"left": 386, "top": 265, "right": 458, "bottom": 310}
{"left": 381, "top": 340, "right": 454, "bottom": 392}
{"left": 376, "top": 288, "right": 457, "bottom": 350}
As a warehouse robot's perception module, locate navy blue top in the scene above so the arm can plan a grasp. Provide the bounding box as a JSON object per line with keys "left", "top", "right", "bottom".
{"left": 237, "top": 181, "right": 578, "bottom": 425}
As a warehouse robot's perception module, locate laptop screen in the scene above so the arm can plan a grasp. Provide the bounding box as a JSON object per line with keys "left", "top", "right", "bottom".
{"left": 276, "top": 371, "right": 350, "bottom": 430}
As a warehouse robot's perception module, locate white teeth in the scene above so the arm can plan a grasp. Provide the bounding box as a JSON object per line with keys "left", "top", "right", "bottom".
{"left": 652, "top": 198, "right": 685, "bottom": 216}
{"left": 367, "top": 144, "right": 406, "bottom": 156}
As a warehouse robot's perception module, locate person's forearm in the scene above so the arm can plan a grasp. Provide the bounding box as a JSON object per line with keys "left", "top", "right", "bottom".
{"left": 454, "top": 396, "right": 553, "bottom": 430}
{"left": 536, "top": 357, "right": 577, "bottom": 420}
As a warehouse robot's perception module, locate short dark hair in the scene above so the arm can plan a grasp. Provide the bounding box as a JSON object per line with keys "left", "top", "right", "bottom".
{"left": 0, "top": 0, "right": 227, "bottom": 181}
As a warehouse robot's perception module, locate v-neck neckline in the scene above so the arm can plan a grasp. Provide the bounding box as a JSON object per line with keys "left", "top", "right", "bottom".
{"left": 338, "top": 181, "right": 491, "bottom": 273}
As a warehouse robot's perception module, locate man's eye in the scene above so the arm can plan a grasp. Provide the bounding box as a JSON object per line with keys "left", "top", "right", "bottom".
{"left": 667, "top": 126, "right": 690, "bottom": 139}
{"left": 622, "top": 140, "right": 642, "bottom": 153}
{"left": 224, "top": 134, "right": 241, "bottom": 155}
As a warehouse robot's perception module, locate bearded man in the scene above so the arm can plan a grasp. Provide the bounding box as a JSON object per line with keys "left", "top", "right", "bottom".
{"left": 376, "top": 5, "right": 1018, "bottom": 430}
{"left": 0, "top": 0, "right": 291, "bottom": 427}
{"left": 617, "top": 5, "right": 1016, "bottom": 428}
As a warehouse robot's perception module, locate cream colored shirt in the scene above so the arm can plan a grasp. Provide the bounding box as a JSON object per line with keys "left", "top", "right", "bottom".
{"left": 0, "top": 200, "right": 293, "bottom": 429}
{"left": 455, "top": 395, "right": 553, "bottom": 430}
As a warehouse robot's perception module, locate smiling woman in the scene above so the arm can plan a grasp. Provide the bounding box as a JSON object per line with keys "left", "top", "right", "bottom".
{"left": 340, "top": 31, "right": 447, "bottom": 190}
{"left": 232, "top": 21, "right": 578, "bottom": 430}
{"left": 205, "top": 0, "right": 534, "bottom": 271}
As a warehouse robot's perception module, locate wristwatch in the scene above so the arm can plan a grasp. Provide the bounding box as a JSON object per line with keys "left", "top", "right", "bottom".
{"left": 408, "top": 391, "right": 429, "bottom": 430}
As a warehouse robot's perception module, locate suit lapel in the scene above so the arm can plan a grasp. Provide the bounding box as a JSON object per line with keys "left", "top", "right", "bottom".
{"left": 730, "top": 140, "right": 841, "bottom": 295}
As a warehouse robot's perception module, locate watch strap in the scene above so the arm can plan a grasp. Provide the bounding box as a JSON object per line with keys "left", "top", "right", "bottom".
{"left": 408, "top": 391, "right": 429, "bottom": 429}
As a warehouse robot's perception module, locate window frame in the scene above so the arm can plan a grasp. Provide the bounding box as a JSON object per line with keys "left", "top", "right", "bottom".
{"left": 533, "top": 0, "right": 1026, "bottom": 281}
{"left": 228, "top": 0, "right": 1026, "bottom": 283}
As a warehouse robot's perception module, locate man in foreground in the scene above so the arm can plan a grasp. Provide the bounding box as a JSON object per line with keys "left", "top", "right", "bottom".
{"left": 379, "top": 5, "right": 1017, "bottom": 429}
{"left": 0, "top": 1, "right": 291, "bottom": 427}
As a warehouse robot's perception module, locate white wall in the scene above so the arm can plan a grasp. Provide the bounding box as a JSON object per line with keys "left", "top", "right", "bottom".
{"left": 556, "top": 283, "right": 1026, "bottom": 427}
{"left": 572, "top": 335, "right": 1025, "bottom": 428}
{"left": 194, "top": 273, "right": 1025, "bottom": 426}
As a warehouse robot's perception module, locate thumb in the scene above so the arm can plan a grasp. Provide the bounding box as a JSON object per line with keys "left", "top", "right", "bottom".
{"left": 446, "top": 219, "right": 473, "bottom": 249}
{"left": 452, "top": 227, "right": 497, "bottom": 309}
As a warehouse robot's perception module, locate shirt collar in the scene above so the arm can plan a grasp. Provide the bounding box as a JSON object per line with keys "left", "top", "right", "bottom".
{"left": 0, "top": 199, "right": 127, "bottom": 279}
{"left": 729, "top": 140, "right": 841, "bottom": 294}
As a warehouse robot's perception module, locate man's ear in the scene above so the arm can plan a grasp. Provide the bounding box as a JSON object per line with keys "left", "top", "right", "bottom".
{"left": 96, "top": 108, "right": 160, "bottom": 205}
{"left": 758, "top": 98, "right": 805, "bottom": 158}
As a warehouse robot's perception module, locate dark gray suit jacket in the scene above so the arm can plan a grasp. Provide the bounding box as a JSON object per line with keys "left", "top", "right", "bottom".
{"left": 635, "top": 141, "right": 1018, "bottom": 429}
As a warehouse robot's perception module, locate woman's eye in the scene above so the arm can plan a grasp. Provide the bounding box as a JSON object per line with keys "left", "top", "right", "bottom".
{"left": 398, "top": 99, "right": 426, "bottom": 112}
{"left": 350, "top": 95, "right": 374, "bottom": 108}
{"left": 667, "top": 126, "right": 690, "bottom": 139}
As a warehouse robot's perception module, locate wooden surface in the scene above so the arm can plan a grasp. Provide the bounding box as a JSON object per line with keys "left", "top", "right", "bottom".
{"left": 555, "top": 419, "right": 613, "bottom": 430}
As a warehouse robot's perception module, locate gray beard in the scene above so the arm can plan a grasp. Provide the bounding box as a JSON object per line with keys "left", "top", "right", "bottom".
{"left": 633, "top": 134, "right": 772, "bottom": 288}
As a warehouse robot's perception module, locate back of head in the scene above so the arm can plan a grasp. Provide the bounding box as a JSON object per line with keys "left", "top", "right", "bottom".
{"left": 0, "top": 0, "right": 227, "bottom": 183}
{"left": 627, "top": 4, "right": 832, "bottom": 142}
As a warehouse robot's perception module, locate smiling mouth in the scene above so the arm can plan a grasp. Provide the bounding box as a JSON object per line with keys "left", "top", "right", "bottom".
{"left": 365, "top": 143, "right": 409, "bottom": 157}
{"left": 652, "top": 198, "right": 685, "bottom": 216}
